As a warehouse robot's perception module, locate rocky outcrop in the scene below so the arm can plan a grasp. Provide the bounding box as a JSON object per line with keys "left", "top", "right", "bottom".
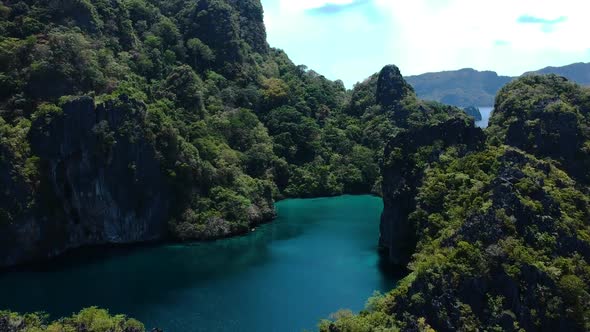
{"left": 376, "top": 65, "right": 414, "bottom": 109}
{"left": 325, "top": 144, "right": 590, "bottom": 332}
{"left": 0, "top": 94, "right": 278, "bottom": 268}
{"left": 380, "top": 117, "right": 484, "bottom": 265}
{"left": 376, "top": 64, "right": 485, "bottom": 265}
{"left": 227, "top": 0, "right": 269, "bottom": 54}
{"left": 325, "top": 74, "right": 590, "bottom": 331}
{"left": 388, "top": 147, "right": 590, "bottom": 331}
{"left": 181, "top": 0, "right": 270, "bottom": 75}
{"left": 0, "top": 96, "right": 172, "bottom": 267}
{"left": 488, "top": 74, "right": 590, "bottom": 184}
{"left": 464, "top": 105, "right": 482, "bottom": 121}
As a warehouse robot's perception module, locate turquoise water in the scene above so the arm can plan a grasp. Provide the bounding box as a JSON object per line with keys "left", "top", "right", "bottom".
{"left": 0, "top": 195, "right": 396, "bottom": 332}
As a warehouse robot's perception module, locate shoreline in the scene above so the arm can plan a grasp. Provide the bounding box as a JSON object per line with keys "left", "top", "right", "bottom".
{"left": 1, "top": 194, "right": 382, "bottom": 273}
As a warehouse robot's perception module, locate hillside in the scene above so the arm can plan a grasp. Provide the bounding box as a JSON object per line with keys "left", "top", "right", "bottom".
{"left": 405, "top": 62, "right": 590, "bottom": 106}
{"left": 2, "top": 0, "right": 590, "bottom": 331}
{"left": 0, "top": 0, "right": 386, "bottom": 267}
{"left": 525, "top": 62, "right": 590, "bottom": 86}
{"left": 322, "top": 73, "right": 590, "bottom": 332}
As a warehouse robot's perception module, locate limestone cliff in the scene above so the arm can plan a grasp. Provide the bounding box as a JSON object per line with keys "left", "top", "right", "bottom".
{"left": 0, "top": 96, "right": 171, "bottom": 267}
{"left": 323, "top": 75, "right": 590, "bottom": 332}
{"left": 488, "top": 74, "right": 590, "bottom": 184}
{"left": 381, "top": 147, "right": 590, "bottom": 331}
{"left": 0, "top": 0, "right": 288, "bottom": 268}
{"left": 380, "top": 118, "right": 484, "bottom": 265}
{"left": 376, "top": 65, "right": 485, "bottom": 265}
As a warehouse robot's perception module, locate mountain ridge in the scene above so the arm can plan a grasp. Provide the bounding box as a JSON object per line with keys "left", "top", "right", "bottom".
{"left": 405, "top": 62, "right": 590, "bottom": 106}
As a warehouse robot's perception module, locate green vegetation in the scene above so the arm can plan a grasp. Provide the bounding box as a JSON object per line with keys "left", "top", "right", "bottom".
{"left": 323, "top": 76, "right": 590, "bottom": 331}
{"left": 488, "top": 74, "right": 590, "bottom": 184}
{"left": 0, "top": 307, "right": 145, "bottom": 332}
{"left": 325, "top": 147, "right": 590, "bottom": 331}
{"left": 0, "top": 0, "right": 383, "bottom": 241}
{"left": 2, "top": 0, "right": 590, "bottom": 331}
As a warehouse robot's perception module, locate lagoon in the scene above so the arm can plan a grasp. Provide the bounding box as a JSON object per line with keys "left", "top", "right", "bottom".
{"left": 0, "top": 195, "right": 395, "bottom": 332}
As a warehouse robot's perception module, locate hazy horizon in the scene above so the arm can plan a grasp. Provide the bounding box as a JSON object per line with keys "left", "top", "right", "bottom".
{"left": 261, "top": 0, "right": 590, "bottom": 87}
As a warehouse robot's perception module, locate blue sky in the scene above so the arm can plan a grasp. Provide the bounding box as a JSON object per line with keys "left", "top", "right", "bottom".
{"left": 260, "top": 0, "right": 590, "bottom": 87}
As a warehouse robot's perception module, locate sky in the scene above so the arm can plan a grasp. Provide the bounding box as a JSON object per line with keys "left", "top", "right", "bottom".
{"left": 260, "top": 0, "right": 590, "bottom": 87}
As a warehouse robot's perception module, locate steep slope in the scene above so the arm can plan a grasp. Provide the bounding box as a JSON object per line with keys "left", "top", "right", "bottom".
{"left": 1, "top": 96, "right": 178, "bottom": 267}
{"left": 0, "top": 0, "right": 382, "bottom": 267}
{"left": 322, "top": 75, "right": 590, "bottom": 332}
{"left": 374, "top": 66, "right": 485, "bottom": 266}
{"left": 488, "top": 74, "right": 590, "bottom": 184}
{"left": 464, "top": 105, "right": 482, "bottom": 121}
{"left": 2, "top": 1, "right": 590, "bottom": 331}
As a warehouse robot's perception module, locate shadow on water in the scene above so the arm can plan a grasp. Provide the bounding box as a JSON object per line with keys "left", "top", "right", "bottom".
{"left": 2, "top": 245, "right": 267, "bottom": 317}
{"left": 0, "top": 227, "right": 289, "bottom": 314}
{"left": 1, "top": 243, "right": 161, "bottom": 273}
{"left": 377, "top": 254, "right": 409, "bottom": 283}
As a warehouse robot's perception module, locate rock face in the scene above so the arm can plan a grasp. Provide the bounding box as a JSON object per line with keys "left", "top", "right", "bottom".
{"left": 323, "top": 74, "right": 590, "bottom": 332}
{"left": 376, "top": 65, "right": 414, "bottom": 109}
{"left": 388, "top": 147, "right": 590, "bottom": 331}
{"left": 380, "top": 118, "right": 484, "bottom": 265}
{"left": 464, "top": 105, "right": 482, "bottom": 121}
{"left": 488, "top": 74, "right": 590, "bottom": 184}
{"left": 376, "top": 64, "right": 485, "bottom": 265}
{"left": 227, "top": 0, "right": 269, "bottom": 54}
{"left": 0, "top": 96, "right": 172, "bottom": 267}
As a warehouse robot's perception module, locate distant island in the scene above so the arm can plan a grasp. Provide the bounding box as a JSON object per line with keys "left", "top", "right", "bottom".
{"left": 406, "top": 62, "right": 590, "bottom": 106}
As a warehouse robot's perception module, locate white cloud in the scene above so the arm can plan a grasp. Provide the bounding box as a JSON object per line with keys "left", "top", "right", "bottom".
{"left": 278, "top": 0, "right": 356, "bottom": 11}
{"left": 262, "top": 0, "right": 590, "bottom": 87}
{"left": 378, "top": 0, "right": 590, "bottom": 74}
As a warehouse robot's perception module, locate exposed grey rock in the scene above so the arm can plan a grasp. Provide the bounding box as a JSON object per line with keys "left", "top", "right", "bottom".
{"left": 376, "top": 65, "right": 414, "bottom": 108}
{"left": 379, "top": 118, "right": 484, "bottom": 266}
{"left": 0, "top": 96, "right": 171, "bottom": 267}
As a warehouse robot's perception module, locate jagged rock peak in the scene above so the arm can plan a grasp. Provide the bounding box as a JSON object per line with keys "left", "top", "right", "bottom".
{"left": 376, "top": 65, "right": 415, "bottom": 107}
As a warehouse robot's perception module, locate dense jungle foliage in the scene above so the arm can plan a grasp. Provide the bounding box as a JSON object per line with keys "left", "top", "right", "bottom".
{"left": 321, "top": 75, "right": 590, "bottom": 332}
{"left": 1, "top": 1, "right": 590, "bottom": 331}
{"left": 0, "top": 0, "right": 388, "bottom": 240}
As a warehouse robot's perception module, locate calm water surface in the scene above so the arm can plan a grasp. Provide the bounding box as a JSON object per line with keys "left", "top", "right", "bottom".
{"left": 0, "top": 195, "right": 396, "bottom": 332}
{"left": 476, "top": 106, "right": 494, "bottom": 128}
